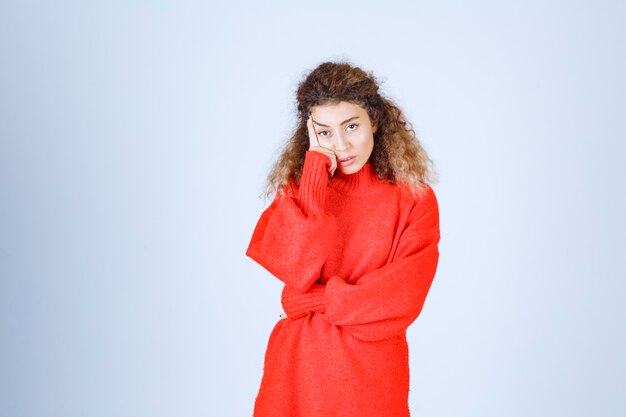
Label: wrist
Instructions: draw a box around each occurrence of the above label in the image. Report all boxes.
[297,151,331,216]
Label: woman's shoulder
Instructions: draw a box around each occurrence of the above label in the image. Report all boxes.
[396,181,437,204]
[393,182,438,223]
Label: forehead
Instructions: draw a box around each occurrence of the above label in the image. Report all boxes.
[311,101,367,120]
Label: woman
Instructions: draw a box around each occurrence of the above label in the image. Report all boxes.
[246,60,441,417]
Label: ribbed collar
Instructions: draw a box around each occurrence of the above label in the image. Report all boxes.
[330,162,380,193]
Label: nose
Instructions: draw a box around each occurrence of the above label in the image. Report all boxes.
[332,132,349,151]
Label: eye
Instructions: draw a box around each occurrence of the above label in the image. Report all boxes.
[347,123,358,130]
[318,130,329,136]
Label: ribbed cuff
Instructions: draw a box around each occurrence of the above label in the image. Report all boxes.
[298,150,331,216]
[319,275,347,324]
[281,283,326,319]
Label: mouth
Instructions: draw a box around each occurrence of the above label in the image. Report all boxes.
[338,155,356,162]
[338,155,357,167]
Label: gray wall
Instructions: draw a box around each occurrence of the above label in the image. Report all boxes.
[1,1,624,416]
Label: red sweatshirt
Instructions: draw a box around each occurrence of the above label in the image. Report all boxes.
[246,150,441,417]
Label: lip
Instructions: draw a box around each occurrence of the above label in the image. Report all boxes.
[338,155,356,166]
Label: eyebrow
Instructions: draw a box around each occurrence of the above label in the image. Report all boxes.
[312,116,360,128]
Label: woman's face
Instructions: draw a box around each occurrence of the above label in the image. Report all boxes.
[309,101,378,175]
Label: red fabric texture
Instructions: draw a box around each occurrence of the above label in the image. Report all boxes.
[246,150,441,417]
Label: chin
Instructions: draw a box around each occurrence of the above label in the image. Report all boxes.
[340,162,364,175]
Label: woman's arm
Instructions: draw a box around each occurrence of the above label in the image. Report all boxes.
[281,185,441,342]
[246,150,337,292]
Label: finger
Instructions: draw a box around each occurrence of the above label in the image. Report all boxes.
[329,150,337,172]
[307,116,320,148]
[306,116,313,147]
[325,151,337,176]
[323,150,337,175]
[308,146,337,175]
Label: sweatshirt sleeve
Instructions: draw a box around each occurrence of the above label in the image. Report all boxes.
[245,151,337,292]
[280,185,440,342]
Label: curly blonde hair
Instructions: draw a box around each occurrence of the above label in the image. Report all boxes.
[261,59,438,202]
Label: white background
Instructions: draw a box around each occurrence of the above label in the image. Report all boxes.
[1,1,624,416]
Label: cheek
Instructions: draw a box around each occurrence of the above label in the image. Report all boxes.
[318,136,333,146]
[355,133,374,149]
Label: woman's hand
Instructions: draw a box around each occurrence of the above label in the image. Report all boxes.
[307,115,337,176]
